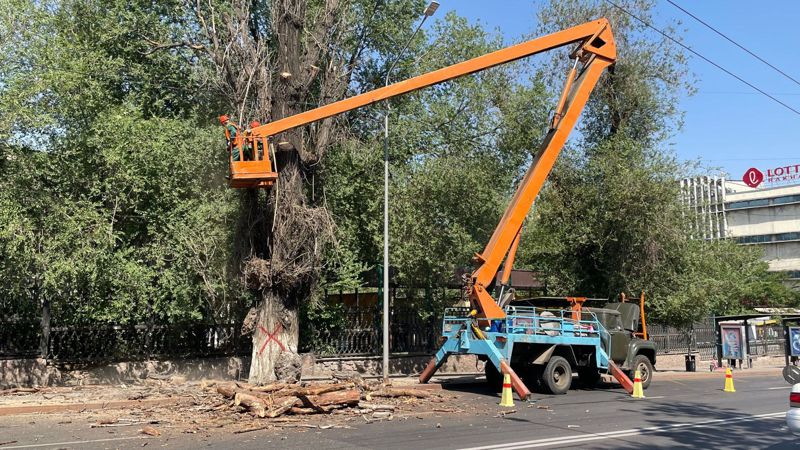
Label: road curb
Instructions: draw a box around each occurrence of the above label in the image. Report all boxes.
[0,397,186,417]
[654,367,783,380]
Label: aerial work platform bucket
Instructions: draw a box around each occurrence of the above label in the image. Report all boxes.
[229,135,278,189]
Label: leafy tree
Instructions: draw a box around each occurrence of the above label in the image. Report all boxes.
[0,0,249,326]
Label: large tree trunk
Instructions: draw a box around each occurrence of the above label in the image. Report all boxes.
[244,156,329,383]
[248,291,299,382]
[243,0,347,384]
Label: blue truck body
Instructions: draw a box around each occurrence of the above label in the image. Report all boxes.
[429,306,615,388]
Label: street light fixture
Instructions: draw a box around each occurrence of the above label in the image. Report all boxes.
[424,1,440,17]
[382,1,439,384]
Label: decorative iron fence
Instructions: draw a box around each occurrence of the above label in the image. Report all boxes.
[46,322,249,362]
[0,318,41,359]
[649,320,716,359]
[298,306,441,357]
[649,320,784,360]
[2,289,790,363]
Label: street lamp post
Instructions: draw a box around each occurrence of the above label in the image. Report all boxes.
[382,1,439,384]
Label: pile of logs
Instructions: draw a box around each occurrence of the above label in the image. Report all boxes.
[215,381,430,418]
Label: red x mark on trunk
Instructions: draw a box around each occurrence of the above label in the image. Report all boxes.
[257,324,286,355]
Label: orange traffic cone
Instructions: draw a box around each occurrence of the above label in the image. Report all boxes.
[631,369,645,399]
[499,373,515,407]
[724,367,735,393]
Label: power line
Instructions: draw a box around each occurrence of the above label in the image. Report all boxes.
[665,0,800,88]
[697,91,800,96]
[603,0,800,117]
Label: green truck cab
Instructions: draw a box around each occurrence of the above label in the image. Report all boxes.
[585,302,656,388]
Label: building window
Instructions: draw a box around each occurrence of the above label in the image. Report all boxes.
[728,199,769,210]
[776,232,800,242]
[773,195,800,206]
[737,232,800,245]
[728,194,800,210]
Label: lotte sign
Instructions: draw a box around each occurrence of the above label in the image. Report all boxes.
[743,164,800,188]
[743,167,763,188]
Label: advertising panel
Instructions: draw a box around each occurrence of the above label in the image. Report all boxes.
[789,326,800,357]
[721,325,745,360]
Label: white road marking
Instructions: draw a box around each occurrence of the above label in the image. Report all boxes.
[644,395,665,399]
[2,436,148,449]
[768,386,792,390]
[459,412,786,450]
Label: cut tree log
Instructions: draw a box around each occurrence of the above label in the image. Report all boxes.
[217,382,364,418]
[299,389,361,409]
[370,388,430,399]
[266,397,301,418]
[216,385,237,399]
[248,382,294,393]
[234,393,267,418]
[273,382,354,398]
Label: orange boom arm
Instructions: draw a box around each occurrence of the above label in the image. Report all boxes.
[234,19,616,318]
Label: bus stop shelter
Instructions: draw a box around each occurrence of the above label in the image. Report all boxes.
[713,314,800,369]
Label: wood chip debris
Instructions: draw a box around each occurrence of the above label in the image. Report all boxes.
[213,380,441,420]
[140,425,162,436]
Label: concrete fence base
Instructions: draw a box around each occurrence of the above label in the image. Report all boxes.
[0,353,786,388]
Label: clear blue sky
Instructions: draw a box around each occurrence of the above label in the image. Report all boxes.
[428,1,800,181]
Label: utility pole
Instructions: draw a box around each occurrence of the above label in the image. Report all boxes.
[382,1,439,384]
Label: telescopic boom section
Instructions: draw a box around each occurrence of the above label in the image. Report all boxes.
[237,19,615,319]
[243,18,615,153]
[471,27,616,319]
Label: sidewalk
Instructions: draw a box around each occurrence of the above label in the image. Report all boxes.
[0,364,788,418]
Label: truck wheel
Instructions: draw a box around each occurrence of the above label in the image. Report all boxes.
[578,368,601,387]
[542,356,572,395]
[631,355,654,389]
[484,362,502,392]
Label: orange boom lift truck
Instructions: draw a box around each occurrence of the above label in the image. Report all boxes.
[224,19,625,399]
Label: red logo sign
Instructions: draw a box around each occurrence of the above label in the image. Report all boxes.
[743,167,764,188]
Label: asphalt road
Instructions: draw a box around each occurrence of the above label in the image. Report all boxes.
[1,372,797,449]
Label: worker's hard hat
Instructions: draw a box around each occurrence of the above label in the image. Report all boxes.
[218,114,230,124]
[249,120,261,128]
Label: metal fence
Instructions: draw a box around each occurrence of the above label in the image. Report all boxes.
[3,291,791,363]
[0,319,250,362]
[649,320,717,359]
[649,320,785,360]
[298,306,441,357]
[0,318,41,359]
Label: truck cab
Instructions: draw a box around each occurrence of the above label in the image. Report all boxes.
[586,302,656,388]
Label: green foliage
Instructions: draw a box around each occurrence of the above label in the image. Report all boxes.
[0,0,250,323]
[1,0,794,334]
[298,301,351,355]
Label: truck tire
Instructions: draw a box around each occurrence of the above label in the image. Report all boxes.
[485,362,502,392]
[578,368,601,387]
[542,356,572,395]
[630,354,654,389]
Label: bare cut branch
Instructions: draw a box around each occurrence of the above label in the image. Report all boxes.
[141,36,205,55]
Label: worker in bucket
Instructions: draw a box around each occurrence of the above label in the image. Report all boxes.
[248,120,263,161]
[219,114,241,161]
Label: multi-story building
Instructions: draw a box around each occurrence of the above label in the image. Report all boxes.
[681,176,800,289]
